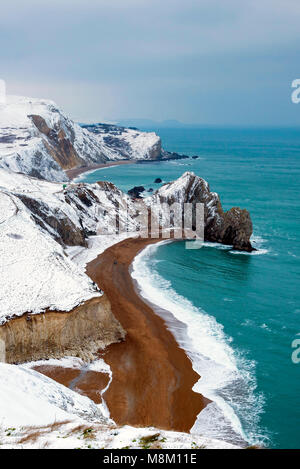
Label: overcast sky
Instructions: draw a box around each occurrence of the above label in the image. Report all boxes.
[1,0,300,125]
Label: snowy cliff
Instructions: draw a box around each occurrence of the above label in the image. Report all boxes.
[0,96,110,181]
[0,169,253,329]
[82,123,162,160]
[0,96,171,182]
[151,172,254,252]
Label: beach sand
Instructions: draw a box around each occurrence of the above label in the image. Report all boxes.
[66,160,137,181]
[86,237,209,432]
[36,237,208,433]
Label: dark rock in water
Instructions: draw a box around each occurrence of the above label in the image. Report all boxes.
[192,155,199,159]
[128,186,145,198]
[154,178,162,183]
[148,188,153,192]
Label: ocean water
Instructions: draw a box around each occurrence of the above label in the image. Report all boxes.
[81,127,300,449]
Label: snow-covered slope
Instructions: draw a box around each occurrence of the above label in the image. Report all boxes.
[0,363,105,427]
[0,168,139,324]
[82,123,162,160]
[0,96,175,182]
[0,172,101,324]
[0,96,111,182]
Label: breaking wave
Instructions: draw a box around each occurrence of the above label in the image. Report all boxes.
[131,241,268,447]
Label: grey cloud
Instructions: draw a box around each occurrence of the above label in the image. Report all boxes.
[1,0,300,124]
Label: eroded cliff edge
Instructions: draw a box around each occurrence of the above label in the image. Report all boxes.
[0,295,125,364]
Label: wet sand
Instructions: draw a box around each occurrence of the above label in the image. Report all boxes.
[85,237,209,433]
[66,160,137,181]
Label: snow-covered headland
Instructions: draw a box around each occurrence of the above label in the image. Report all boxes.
[0,96,185,183]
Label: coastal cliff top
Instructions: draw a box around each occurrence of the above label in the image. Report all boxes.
[0,168,253,324]
[0,95,163,182]
[0,168,104,324]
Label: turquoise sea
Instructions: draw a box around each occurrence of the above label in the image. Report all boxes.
[80,127,300,449]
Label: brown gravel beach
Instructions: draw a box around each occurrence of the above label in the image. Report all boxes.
[37,237,208,433]
[86,237,209,432]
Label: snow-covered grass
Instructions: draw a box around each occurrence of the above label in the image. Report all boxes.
[0,422,240,450]
[0,181,101,324]
[0,168,136,323]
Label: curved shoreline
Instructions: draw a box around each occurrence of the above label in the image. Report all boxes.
[86,237,209,433]
[66,160,137,181]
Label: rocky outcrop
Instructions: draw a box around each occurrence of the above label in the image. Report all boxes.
[152,172,254,251]
[128,186,146,198]
[29,115,85,170]
[0,295,125,364]
[216,207,253,252]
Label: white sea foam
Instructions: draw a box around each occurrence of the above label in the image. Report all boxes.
[131,241,267,446]
[203,235,269,256]
[230,248,269,256]
[229,234,269,256]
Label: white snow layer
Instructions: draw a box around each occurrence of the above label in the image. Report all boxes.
[0,166,141,323]
[0,95,162,182]
[92,126,161,160]
[0,181,101,323]
[0,363,105,427]
[0,362,239,449]
[0,169,217,324]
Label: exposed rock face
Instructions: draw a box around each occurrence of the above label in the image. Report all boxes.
[29,115,85,170]
[17,194,87,247]
[152,172,254,251]
[218,207,253,252]
[0,295,125,364]
[0,96,110,182]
